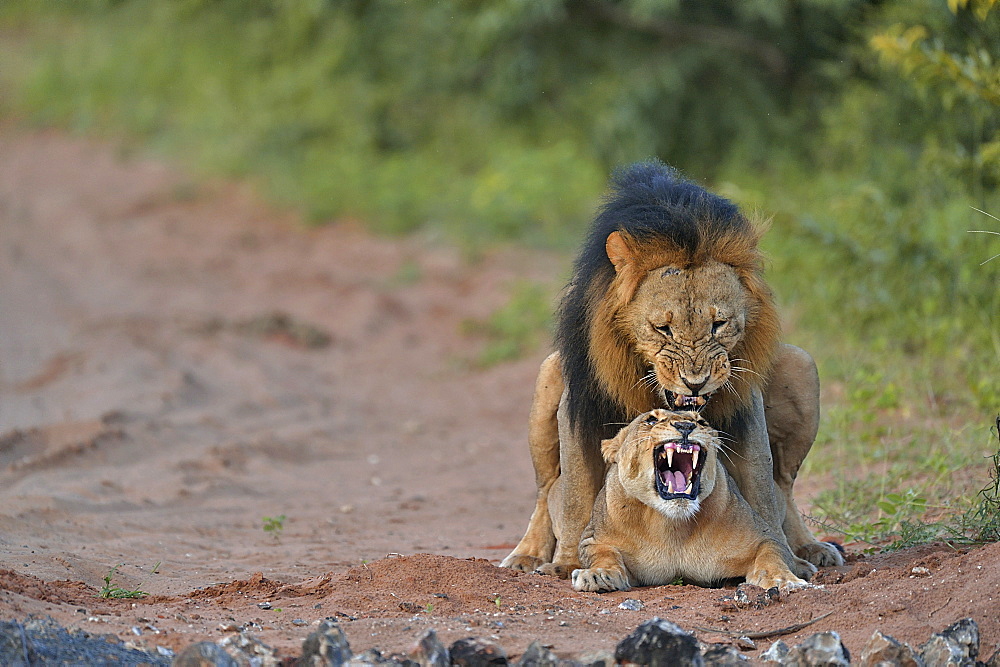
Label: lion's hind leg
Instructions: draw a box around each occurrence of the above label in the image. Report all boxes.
[501,353,563,572]
[765,344,845,568]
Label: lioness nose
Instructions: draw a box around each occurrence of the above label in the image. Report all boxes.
[683,377,707,395]
[674,421,697,438]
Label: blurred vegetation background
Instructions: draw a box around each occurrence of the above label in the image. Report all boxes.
[1,0,998,547]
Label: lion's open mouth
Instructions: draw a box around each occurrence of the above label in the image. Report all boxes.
[654,439,704,501]
[664,390,711,411]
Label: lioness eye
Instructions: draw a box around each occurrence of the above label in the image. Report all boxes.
[654,324,672,337]
[643,414,659,425]
[711,320,727,334]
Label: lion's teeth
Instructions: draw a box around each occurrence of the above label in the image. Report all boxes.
[692,449,699,469]
[684,480,692,494]
[666,447,673,468]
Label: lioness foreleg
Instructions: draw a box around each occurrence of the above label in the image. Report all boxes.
[765,344,845,567]
[745,540,810,592]
[501,353,563,572]
[573,533,631,593]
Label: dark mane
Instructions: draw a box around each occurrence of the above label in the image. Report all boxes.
[555,160,755,440]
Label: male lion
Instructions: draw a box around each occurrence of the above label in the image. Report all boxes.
[501,162,842,580]
[570,409,807,593]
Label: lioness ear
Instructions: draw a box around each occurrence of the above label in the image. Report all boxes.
[601,429,627,464]
[606,231,636,272]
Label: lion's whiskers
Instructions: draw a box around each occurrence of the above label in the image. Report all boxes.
[729,359,767,380]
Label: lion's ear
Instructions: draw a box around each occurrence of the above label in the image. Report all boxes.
[606,231,636,272]
[601,428,627,464]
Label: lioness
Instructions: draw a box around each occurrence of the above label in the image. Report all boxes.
[569,409,806,593]
[502,162,843,580]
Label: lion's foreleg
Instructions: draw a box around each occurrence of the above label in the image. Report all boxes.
[765,344,845,567]
[501,353,563,572]
[721,388,817,579]
[534,392,605,579]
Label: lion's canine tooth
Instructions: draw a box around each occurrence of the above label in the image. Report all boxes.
[684,480,692,494]
[692,449,699,469]
[666,447,674,468]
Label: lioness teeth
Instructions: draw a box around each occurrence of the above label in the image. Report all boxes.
[666,447,674,468]
[692,449,699,469]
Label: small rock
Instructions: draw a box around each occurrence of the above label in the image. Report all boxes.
[786,631,850,667]
[172,641,239,667]
[730,583,780,610]
[759,640,790,664]
[910,566,931,577]
[702,644,749,665]
[736,637,756,651]
[343,647,399,665]
[219,632,279,666]
[618,599,644,611]
[257,602,272,610]
[615,617,700,666]
[292,618,309,627]
[300,619,353,666]
[920,618,979,666]
[859,630,919,667]
[449,637,508,666]
[410,629,449,667]
[577,649,615,667]
[517,641,559,666]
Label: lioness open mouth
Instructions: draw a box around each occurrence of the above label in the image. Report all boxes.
[654,438,704,501]
[664,390,711,411]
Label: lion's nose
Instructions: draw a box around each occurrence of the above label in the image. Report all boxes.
[674,421,697,438]
[682,377,707,395]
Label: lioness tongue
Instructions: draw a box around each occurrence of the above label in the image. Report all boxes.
[671,470,686,493]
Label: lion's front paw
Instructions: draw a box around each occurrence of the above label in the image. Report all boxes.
[795,540,845,567]
[790,555,818,581]
[571,567,630,593]
[500,554,545,573]
[534,561,579,580]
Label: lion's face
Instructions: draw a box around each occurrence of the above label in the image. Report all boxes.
[620,260,748,410]
[603,409,719,519]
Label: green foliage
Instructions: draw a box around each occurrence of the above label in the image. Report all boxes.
[464,281,554,367]
[98,562,158,599]
[262,514,286,537]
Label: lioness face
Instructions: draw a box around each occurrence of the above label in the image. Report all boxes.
[605,409,719,519]
[622,261,748,410]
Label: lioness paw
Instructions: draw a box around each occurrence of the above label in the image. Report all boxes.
[571,567,630,593]
[795,540,845,568]
[748,570,812,592]
[500,554,545,573]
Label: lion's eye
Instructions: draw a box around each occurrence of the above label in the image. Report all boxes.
[654,324,672,337]
[643,414,659,425]
[711,320,727,335]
